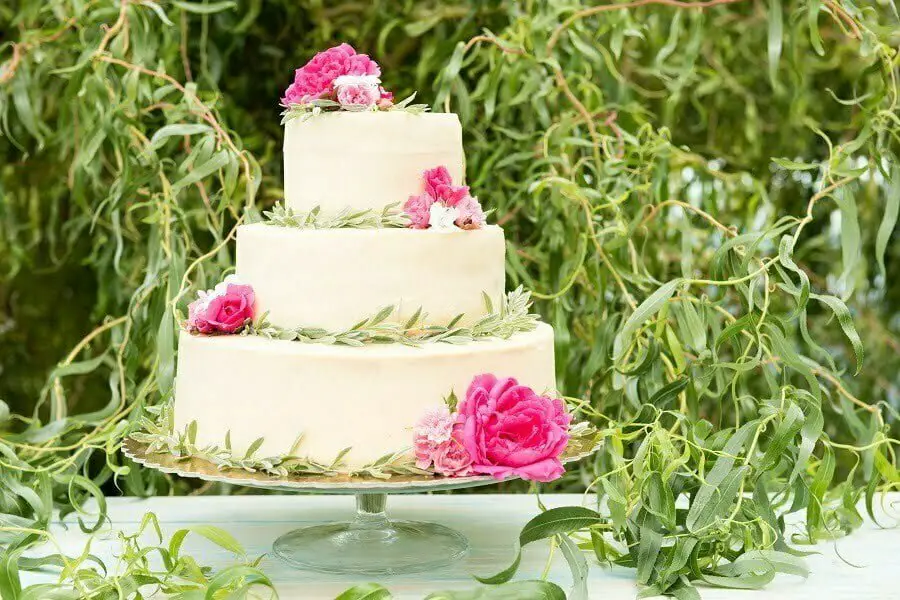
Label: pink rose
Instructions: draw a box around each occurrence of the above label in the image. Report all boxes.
[403,192,435,229]
[433,427,473,477]
[336,83,379,109]
[455,195,486,230]
[456,374,571,483]
[281,43,381,106]
[186,280,255,334]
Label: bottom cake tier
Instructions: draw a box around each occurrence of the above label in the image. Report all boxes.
[173,324,556,469]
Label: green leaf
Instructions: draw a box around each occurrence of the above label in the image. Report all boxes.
[477,507,604,584]
[875,164,900,281]
[171,150,231,193]
[172,0,237,13]
[772,157,819,171]
[767,0,783,85]
[613,279,681,362]
[150,124,213,148]
[636,514,663,584]
[426,581,566,600]
[557,533,588,600]
[335,583,393,600]
[203,565,273,599]
[833,186,861,297]
[809,292,864,374]
[807,0,826,55]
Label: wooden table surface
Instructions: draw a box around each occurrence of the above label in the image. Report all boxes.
[23,493,900,598]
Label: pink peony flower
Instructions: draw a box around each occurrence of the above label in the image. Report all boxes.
[336,83,380,109]
[281,43,381,106]
[456,374,571,483]
[403,192,435,229]
[414,407,455,469]
[433,427,474,476]
[186,277,255,334]
[455,195,486,230]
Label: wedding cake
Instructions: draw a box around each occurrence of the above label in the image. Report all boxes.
[167,45,573,482]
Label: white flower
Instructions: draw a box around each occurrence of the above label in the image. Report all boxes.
[333,74,381,89]
[197,274,243,310]
[429,203,460,231]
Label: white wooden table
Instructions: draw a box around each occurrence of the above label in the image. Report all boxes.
[24,494,900,598]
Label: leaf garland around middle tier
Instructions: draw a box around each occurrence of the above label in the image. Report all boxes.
[243,286,541,346]
[262,201,411,229]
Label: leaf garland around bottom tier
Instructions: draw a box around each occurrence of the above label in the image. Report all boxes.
[128,400,601,480]
[243,286,541,346]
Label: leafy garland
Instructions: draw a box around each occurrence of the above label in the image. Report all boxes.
[262,200,410,229]
[130,399,601,480]
[130,402,343,477]
[280,92,430,124]
[245,286,540,346]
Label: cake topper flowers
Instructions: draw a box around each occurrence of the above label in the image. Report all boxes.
[404,166,486,231]
[185,275,255,334]
[414,374,571,482]
[281,44,426,122]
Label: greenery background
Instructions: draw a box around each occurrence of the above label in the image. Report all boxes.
[1,0,899,597]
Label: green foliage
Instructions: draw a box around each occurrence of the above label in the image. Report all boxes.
[1,0,899,598]
[0,512,276,599]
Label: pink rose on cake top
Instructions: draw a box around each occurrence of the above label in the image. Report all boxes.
[186,275,255,334]
[404,166,486,231]
[281,43,382,106]
[413,374,571,482]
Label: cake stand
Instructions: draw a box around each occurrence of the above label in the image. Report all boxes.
[122,437,599,576]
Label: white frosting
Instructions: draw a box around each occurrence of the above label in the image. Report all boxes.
[173,324,556,468]
[283,111,465,214]
[236,224,506,330]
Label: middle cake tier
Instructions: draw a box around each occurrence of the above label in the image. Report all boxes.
[236,223,506,330]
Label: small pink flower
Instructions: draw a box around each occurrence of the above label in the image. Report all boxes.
[423,166,453,198]
[433,427,474,476]
[440,185,472,208]
[456,374,571,483]
[455,195,486,230]
[186,278,254,334]
[403,192,435,229]
[281,43,381,106]
[336,83,379,109]
[377,86,394,109]
[414,407,455,469]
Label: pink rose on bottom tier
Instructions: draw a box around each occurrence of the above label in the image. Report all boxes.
[186,277,255,334]
[413,375,571,482]
[458,374,571,482]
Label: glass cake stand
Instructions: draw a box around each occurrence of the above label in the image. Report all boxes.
[122,437,599,575]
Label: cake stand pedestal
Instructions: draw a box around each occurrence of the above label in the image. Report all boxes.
[122,437,599,575]
[272,492,467,574]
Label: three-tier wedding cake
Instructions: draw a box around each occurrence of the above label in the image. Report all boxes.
[165,45,573,482]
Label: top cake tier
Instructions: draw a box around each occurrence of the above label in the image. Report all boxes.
[283,112,465,214]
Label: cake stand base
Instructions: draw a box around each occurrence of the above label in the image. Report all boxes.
[272,493,468,575]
